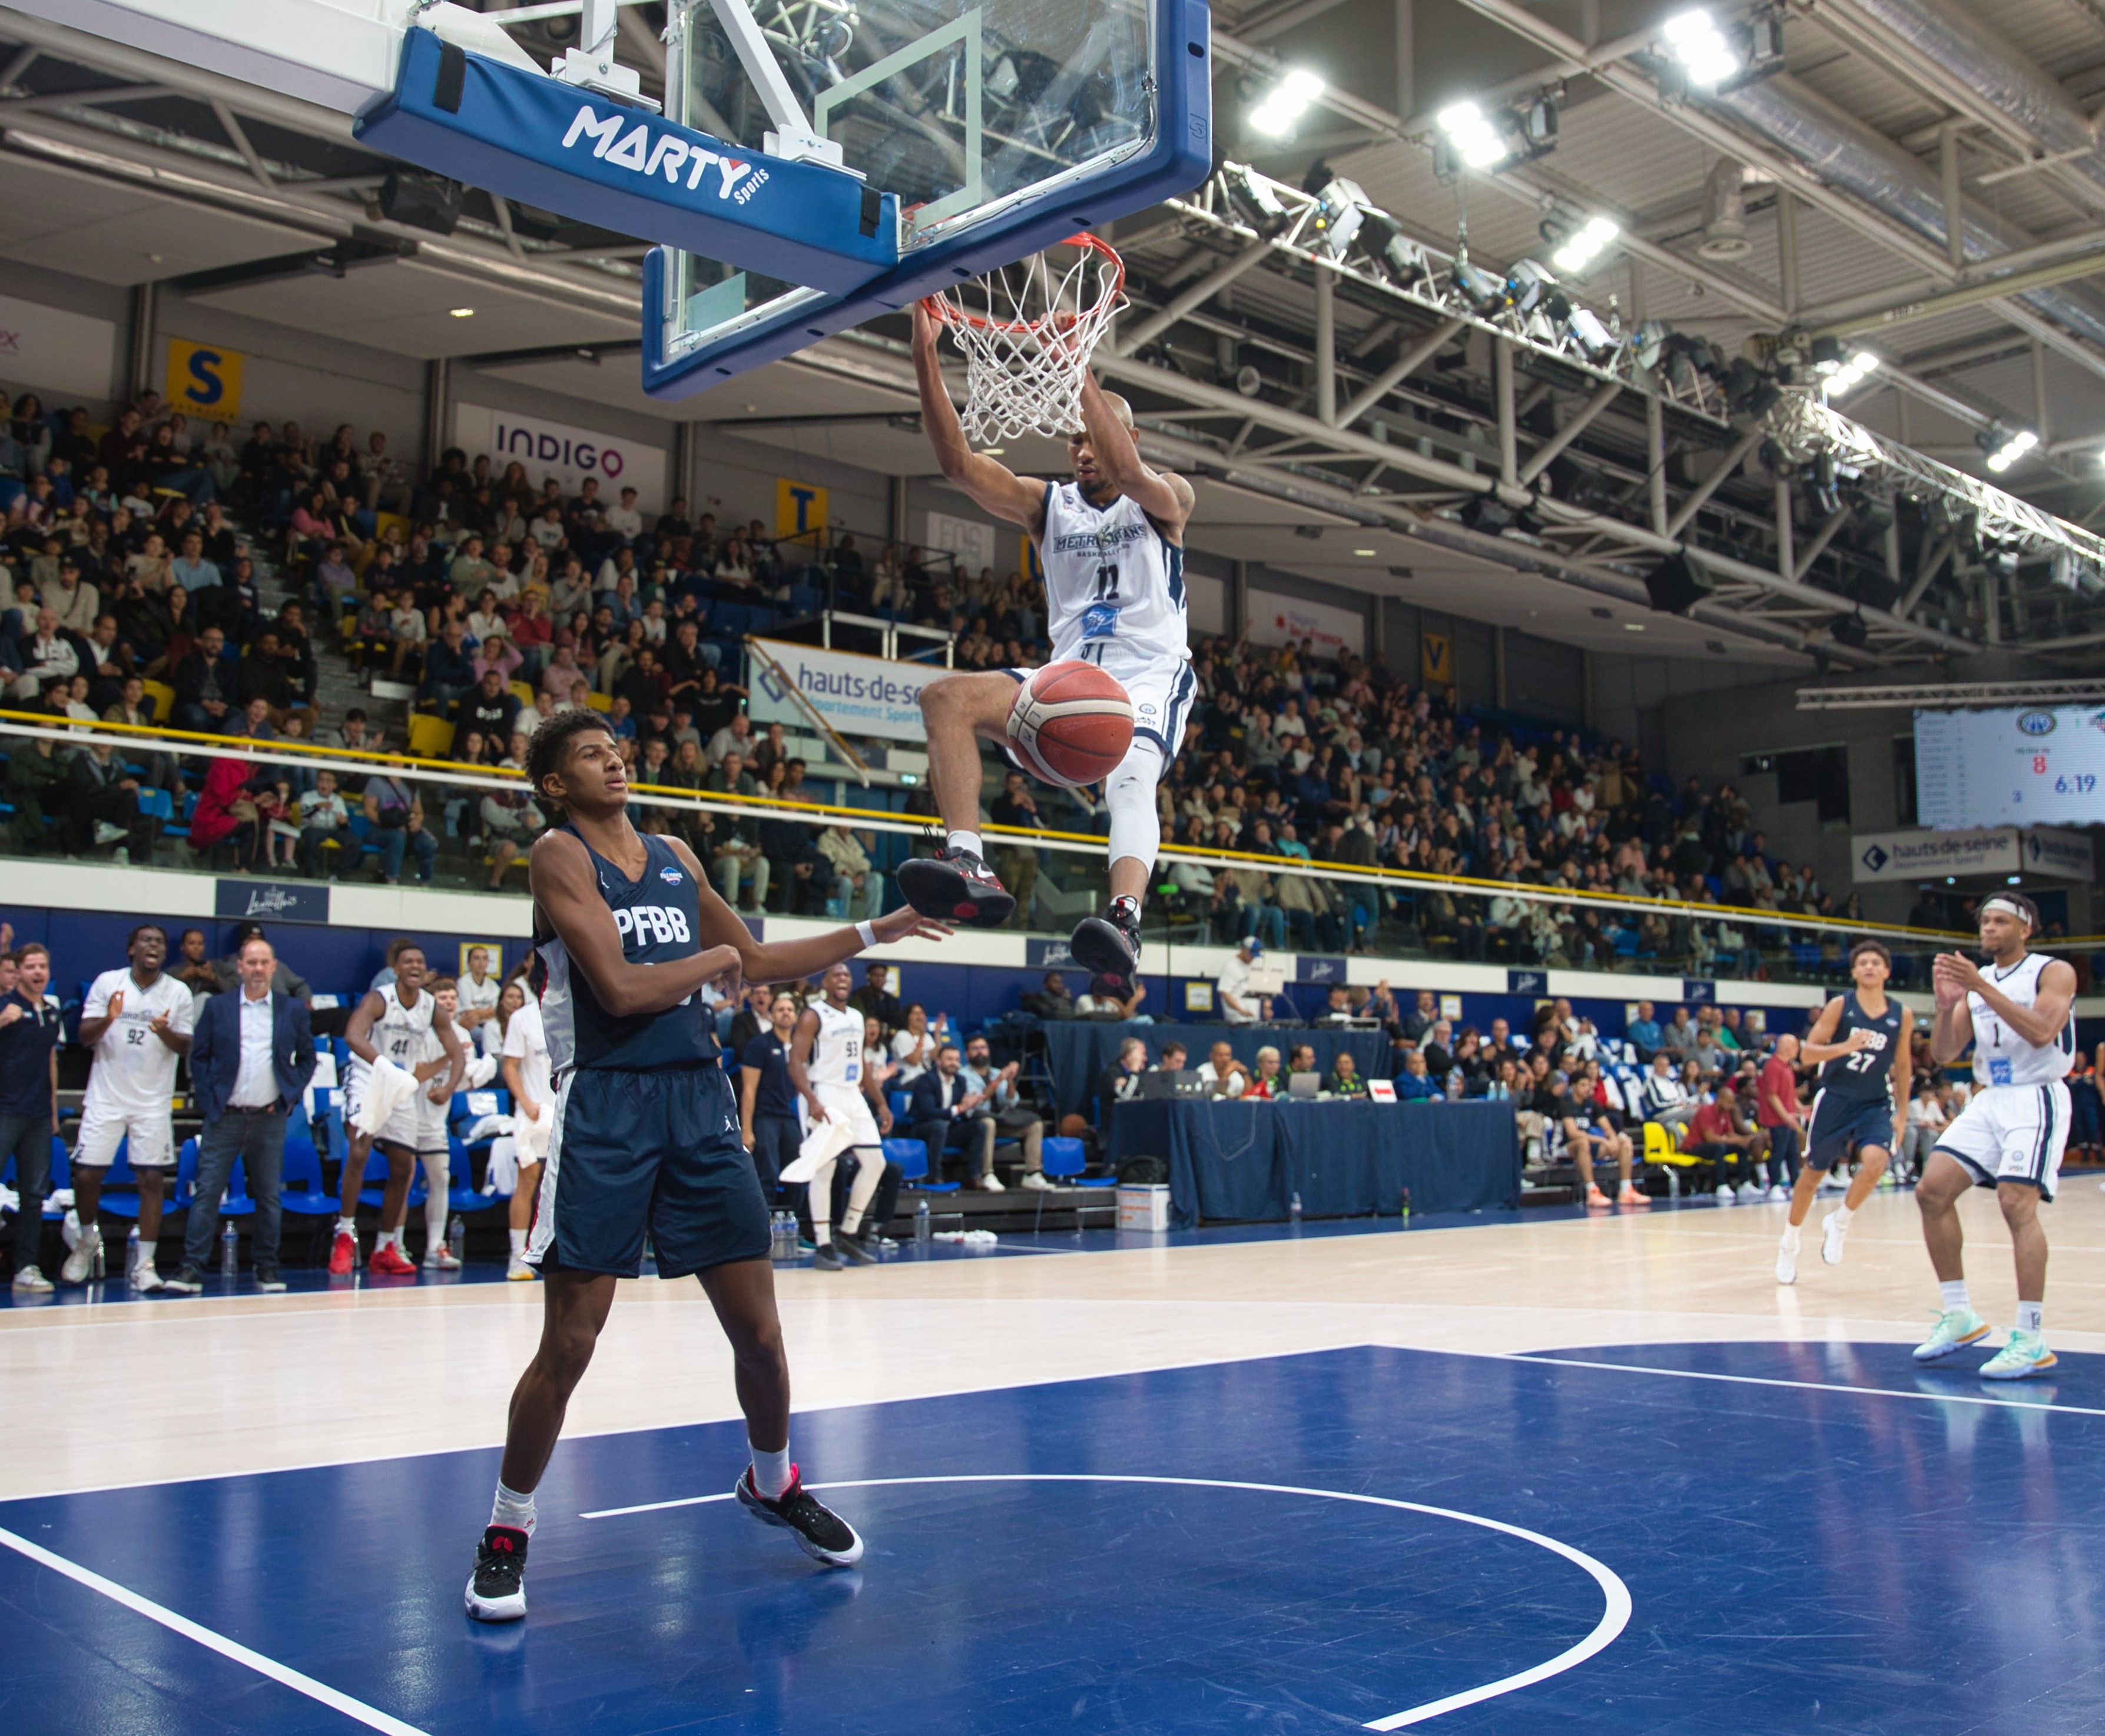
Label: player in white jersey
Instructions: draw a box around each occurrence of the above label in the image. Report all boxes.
[901,299,1196,987]
[1912,894,2078,1379]
[334,942,465,1279]
[783,962,893,1270]
[417,975,495,1272]
[498,977,551,1282]
[62,924,194,1290]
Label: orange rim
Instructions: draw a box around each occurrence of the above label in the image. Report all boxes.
[924,234,1125,334]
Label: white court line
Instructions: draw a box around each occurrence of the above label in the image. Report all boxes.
[580,1471,1632,1730]
[0,1525,430,1736]
[1500,1352,2105,1416]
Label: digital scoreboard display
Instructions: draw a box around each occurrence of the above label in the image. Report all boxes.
[1915,706,2105,828]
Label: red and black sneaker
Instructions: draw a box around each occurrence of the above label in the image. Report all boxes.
[463,1524,529,1622]
[1069,898,1142,988]
[897,847,1015,928]
[735,1466,864,1566]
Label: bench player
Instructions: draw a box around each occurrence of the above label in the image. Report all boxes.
[62,925,194,1290]
[899,300,1195,988]
[782,961,894,1270]
[465,709,952,1622]
[1912,894,2077,1379]
[1775,940,1911,1285]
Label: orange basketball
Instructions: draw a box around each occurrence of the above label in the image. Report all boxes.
[1006,660,1135,788]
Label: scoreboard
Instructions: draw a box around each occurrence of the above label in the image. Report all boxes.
[1915,706,2105,828]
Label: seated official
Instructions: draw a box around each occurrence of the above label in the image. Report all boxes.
[1394,1048,1441,1101]
[1196,1040,1249,1098]
[1326,1051,1369,1098]
[1098,1036,1150,1133]
[908,1043,1003,1192]
[1244,1045,1284,1099]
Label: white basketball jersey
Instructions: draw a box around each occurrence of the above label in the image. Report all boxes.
[1968,952,2073,1088]
[1038,480,1188,667]
[81,969,194,1117]
[805,1000,865,1090]
[364,985,436,1070]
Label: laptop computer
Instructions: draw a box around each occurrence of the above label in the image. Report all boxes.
[1286,1071,1322,1100]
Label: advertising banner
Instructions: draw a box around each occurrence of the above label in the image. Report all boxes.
[748,638,945,741]
[1249,589,1365,656]
[0,294,118,401]
[1852,827,2018,884]
[165,337,243,423]
[453,402,665,511]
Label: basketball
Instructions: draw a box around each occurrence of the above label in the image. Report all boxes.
[1006,660,1135,788]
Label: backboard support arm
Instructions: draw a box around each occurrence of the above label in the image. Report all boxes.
[705,0,850,168]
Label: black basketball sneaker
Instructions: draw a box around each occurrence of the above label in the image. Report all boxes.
[736,1466,865,1565]
[463,1524,529,1621]
[898,846,1015,928]
[1069,897,1141,988]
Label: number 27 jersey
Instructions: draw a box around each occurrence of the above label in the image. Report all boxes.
[1038,480,1187,667]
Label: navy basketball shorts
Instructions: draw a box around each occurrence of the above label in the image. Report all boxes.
[1805,1091,1897,1172]
[528,1064,770,1279]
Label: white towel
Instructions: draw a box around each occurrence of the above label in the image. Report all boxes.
[779,1114,856,1185]
[486,1137,518,1197]
[514,1098,552,1161]
[352,1054,419,1137]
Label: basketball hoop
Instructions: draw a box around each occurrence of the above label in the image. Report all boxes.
[925,234,1126,444]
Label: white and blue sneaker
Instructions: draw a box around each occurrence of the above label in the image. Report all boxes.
[1978,1330,2057,1381]
[1912,1307,1992,1363]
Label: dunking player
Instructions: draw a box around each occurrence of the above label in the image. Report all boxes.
[1774,940,1912,1286]
[464,709,952,1622]
[783,962,894,1270]
[899,299,1195,987]
[1911,893,2077,1379]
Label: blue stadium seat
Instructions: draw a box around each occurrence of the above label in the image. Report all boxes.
[888,1091,912,1122]
[357,1149,427,1211]
[1040,1136,1117,1187]
[883,1137,958,1193]
[279,1136,340,1218]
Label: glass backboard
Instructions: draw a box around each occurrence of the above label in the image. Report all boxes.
[644,0,1211,397]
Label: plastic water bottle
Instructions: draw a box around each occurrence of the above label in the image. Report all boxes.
[448,1217,466,1264]
[220,1220,239,1275]
[914,1199,932,1248]
[1289,1190,1303,1223]
[1401,1185,1413,1226]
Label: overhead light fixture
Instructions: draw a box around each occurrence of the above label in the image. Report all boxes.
[1550,214,1620,275]
[449,307,475,318]
[1249,68,1324,138]
[1625,622,1646,631]
[1307,172,1373,258]
[1437,99,1512,170]
[1663,8,1742,88]
[1354,547,1377,556]
[1978,426,2037,473]
[1824,348,1879,399]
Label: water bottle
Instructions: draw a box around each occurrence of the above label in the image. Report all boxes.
[1289,1190,1303,1223]
[914,1199,932,1248]
[220,1220,239,1275]
[1401,1185,1413,1226]
[448,1216,466,1264]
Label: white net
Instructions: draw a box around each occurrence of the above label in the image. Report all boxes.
[928,235,1126,443]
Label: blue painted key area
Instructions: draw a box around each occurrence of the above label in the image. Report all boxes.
[5,1342,2103,1732]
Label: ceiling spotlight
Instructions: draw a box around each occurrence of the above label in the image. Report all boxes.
[1824,349,1881,399]
[1978,426,2037,473]
[1437,100,1513,170]
[1250,68,1324,138]
[1354,548,1377,556]
[1663,8,1742,87]
[449,307,476,318]
[1550,214,1620,274]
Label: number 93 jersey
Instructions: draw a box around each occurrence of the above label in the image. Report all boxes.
[1815,991,1904,1103]
[1037,480,1187,669]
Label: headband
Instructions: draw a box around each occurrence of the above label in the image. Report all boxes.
[1980,897,2032,925]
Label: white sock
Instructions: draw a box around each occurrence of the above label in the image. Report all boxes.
[947,829,984,859]
[490,1480,536,1536]
[749,1440,793,1501]
[509,1228,528,1256]
[1940,1279,1971,1312]
[1781,1226,1799,1250]
[2017,1300,2044,1335]
[136,1239,155,1270]
[1829,1203,1853,1227]
[336,1216,357,1237]
[838,1149,882,1235]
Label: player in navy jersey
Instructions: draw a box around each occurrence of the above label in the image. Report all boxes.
[465,711,952,1623]
[900,300,1196,987]
[1775,940,1913,1286]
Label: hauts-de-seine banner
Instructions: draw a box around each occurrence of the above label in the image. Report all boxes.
[748,639,944,742]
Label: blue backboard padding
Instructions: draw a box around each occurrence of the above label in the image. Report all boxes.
[355,28,899,297]
[640,0,1214,397]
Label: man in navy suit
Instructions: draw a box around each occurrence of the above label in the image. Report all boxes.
[166,934,315,1293]
[907,1043,1000,1191]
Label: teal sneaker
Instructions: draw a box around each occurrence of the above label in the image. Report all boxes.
[1978,1330,2057,1381]
[1912,1308,1992,1363]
